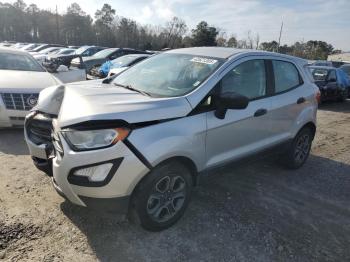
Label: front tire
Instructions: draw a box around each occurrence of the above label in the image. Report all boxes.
[130,161,193,231]
[282,127,313,169]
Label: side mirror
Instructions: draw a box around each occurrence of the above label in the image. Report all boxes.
[214,92,249,119]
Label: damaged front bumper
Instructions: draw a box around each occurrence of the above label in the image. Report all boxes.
[24,112,150,214]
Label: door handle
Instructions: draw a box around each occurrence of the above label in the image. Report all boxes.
[297,97,306,104]
[254,108,267,117]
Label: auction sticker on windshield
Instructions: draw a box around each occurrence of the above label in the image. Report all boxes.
[190,57,218,65]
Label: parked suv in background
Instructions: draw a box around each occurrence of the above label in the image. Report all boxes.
[0,47,61,127]
[24,47,319,231]
[309,66,350,101]
[46,46,106,68]
[71,47,151,76]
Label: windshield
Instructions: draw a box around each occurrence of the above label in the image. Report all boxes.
[75,46,89,55]
[32,44,47,52]
[112,53,224,97]
[111,55,143,68]
[310,68,329,81]
[0,53,45,72]
[57,49,74,55]
[38,47,58,54]
[93,48,117,58]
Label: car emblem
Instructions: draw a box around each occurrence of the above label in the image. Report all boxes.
[26,95,38,107]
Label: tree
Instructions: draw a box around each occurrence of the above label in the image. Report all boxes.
[26,4,40,41]
[67,2,86,16]
[95,4,115,27]
[216,37,226,47]
[260,41,279,52]
[94,3,116,46]
[62,3,94,45]
[227,36,238,48]
[164,17,187,48]
[191,21,219,46]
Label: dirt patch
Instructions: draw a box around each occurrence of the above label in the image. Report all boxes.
[0,222,43,250]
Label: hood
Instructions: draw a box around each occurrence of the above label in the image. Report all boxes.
[36,81,193,128]
[109,67,128,75]
[0,70,60,93]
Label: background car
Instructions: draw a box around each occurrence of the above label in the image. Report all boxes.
[311,60,333,67]
[20,43,42,51]
[46,45,106,68]
[0,47,61,127]
[29,44,65,53]
[88,53,152,79]
[31,47,64,63]
[72,48,151,75]
[340,64,350,77]
[309,66,349,102]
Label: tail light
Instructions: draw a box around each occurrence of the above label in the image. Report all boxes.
[316,91,321,104]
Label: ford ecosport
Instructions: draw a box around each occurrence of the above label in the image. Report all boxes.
[24,47,319,231]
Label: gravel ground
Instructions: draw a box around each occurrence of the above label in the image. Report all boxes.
[0,100,349,262]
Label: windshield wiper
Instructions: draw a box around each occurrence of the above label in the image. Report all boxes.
[113,82,151,97]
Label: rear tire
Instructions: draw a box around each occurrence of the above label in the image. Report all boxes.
[282,127,313,169]
[130,161,193,231]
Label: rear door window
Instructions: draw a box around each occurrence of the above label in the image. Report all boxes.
[272,60,302,93]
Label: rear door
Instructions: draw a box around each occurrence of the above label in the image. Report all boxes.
[205,57,274,168]
[268,59,313,142]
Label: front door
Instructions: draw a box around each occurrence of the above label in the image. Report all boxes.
[205,58,274,168]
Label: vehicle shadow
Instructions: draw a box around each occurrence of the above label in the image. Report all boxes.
[0,128,28,155]
[61,154,350,262]
[318,99,350,113]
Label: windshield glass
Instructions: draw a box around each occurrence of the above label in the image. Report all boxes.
[0,53,45,72]
[75,46,89,55]
[111,55,142,68]
[310,68,329,81]
[32,44,47,52]
[93,48,117,58]
[112,53,224,97]
[38,47,57,54]
[57,49,74,55]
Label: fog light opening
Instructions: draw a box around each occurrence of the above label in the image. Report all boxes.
[74,163,113,182]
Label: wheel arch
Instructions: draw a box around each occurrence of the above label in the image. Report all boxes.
[300,121,316,139]
[130,156,199,198]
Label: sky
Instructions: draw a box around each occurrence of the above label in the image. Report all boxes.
[10,0,350,50]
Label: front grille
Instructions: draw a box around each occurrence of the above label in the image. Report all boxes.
[26,113,53,145]
[1,93,39,111]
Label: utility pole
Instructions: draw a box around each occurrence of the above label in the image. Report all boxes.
[278,21,283,52]
[55,5,59,43]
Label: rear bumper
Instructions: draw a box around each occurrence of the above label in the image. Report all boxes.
[319,87,347,100]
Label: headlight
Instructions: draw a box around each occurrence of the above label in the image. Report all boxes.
[62,128,130,151]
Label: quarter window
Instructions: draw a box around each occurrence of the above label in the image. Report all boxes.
[221,60,266,99]
[273,60,301,93]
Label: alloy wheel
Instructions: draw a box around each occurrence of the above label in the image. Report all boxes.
[146,175,186,223]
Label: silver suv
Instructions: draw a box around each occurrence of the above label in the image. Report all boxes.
[25,47,320,231]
